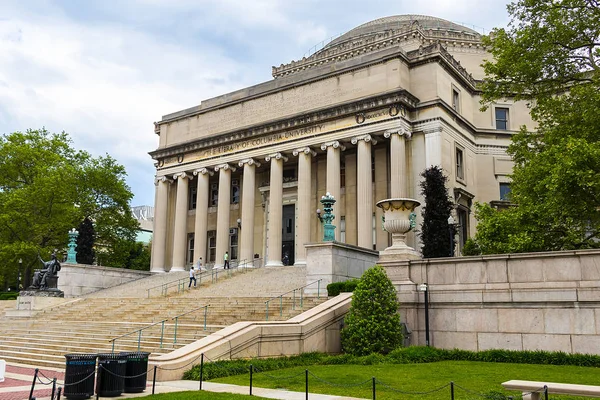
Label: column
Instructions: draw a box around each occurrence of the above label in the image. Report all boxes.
[193,167,212,265]
[320,141,345,241]
[424,126,442,169]
[150,176,171,273]
[171,172,191,272]
[352,134,377,248]
[265,153,287,267]
[384,128,412,197]
[238,159,260,265]
[215,164,235,269]
[292,147,316,267]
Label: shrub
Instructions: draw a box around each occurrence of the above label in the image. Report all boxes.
[340,265,402,356]
[326,279,360,296]
[0,292,18,300]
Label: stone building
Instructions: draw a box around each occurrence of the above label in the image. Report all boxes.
[149,15,534,273]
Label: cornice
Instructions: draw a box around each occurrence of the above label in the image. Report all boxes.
[149,91,416,160]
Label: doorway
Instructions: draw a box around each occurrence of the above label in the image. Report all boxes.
[282,204,295,265]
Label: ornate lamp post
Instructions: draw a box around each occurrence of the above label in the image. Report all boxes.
[418,283,430,346]
[318,192,336,242]
[65,228,79,264]
[448,216,457,257]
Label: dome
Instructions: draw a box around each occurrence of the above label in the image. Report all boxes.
[322,15,480,51]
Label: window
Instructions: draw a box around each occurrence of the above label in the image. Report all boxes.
[495,107,509,130]
[340,216,346,243]
[188,186,197,210]
[283,168,297,183]
[229,228,238,260]
[208,230,216,262]
[452,88,460,112]
[231,179,240,204]
[210,183,219,206]
[187,233,195,264]
[371,156,376,182]
[340,159,346,188]
[500,183,511,201]
[456,147,464,181]
[372,213,377,250]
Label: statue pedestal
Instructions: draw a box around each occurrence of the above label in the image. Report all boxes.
[5,290,68,318]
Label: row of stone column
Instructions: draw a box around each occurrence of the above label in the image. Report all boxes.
[150,128,411,273]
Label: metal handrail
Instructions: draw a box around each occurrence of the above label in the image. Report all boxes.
[146,258,263,298]
[109,318,168,353]
[265,279,322,321]
[109,303,211,352]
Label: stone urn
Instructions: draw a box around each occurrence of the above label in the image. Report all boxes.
[376,198,421,260]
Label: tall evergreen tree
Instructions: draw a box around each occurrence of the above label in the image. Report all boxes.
[420,166,454,258]
[76,217,96,265]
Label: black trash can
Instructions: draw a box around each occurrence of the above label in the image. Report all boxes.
[121,351,150,393]
[96,353,127,397]
[63,354,97,400]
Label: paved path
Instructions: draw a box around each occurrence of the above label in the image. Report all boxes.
[0,362,365,400]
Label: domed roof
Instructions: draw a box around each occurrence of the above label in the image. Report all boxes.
[323,15,480,50]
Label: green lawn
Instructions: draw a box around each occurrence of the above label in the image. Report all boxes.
[140,392,269,400]
[209,361,600,400]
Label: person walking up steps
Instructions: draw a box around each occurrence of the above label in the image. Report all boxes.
[188,266,197,288]
[224,251,230,269]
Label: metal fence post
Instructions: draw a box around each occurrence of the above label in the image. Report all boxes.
[137,330,142,351]
[152,366,157,395]
[51,378,57,400]
[544,385,548,400]
[450,381,454,400]
[199,353,204,391]
[305,369,309,400]
[372,377,376,400]
[29,368,38,400]
[249,365,253,396]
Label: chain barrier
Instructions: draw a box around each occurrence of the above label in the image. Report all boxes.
[253,368,306,381]
[96,364,154,379]
[307,370,372,388]
[62,369,97,387]
[375,379,451,395]
[36,369,57,384]
[453,382,493,398]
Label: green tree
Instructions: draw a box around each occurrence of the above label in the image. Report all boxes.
[472,0,600,253]
[420,166,454,258]
[341,265,402,356]
[76,217,96,265]
[0,129,140,285]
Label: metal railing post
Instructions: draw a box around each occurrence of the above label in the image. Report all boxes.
[29,368,38,400]
[293,289,296,310]
[318,280,321,298]
[137,330,142,351]
[111,339,115,353]
[199,353,204,391]
[300,289,304,308]
[160,321,165,349]
[265,301,269,321]
[279,295,283,317]
[173,316,179,344]
[203,306,207,330]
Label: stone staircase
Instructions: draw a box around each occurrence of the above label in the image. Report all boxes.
[0,266,327,369]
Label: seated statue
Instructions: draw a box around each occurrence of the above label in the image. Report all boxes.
[30,253,61,290]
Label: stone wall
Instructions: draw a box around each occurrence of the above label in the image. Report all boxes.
[397,249,600,354]
[58,264,151,297]
[305,242,379,295]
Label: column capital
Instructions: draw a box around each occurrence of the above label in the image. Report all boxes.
[154,176,173,185]
[265,153,288,163]
[320,140,346,151]
[193,167,214,176]
[238,158,261,168]
[351,134,378,146]
[215,163,236,172]
[384,128,412,140]
[172,172,191,180]
[292,147,317,157]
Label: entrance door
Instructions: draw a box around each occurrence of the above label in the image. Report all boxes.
[282,204,295,266]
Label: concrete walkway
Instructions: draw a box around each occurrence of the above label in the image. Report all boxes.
[1,362,366,400]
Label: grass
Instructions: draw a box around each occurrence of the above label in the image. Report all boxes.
[208,360,600,400]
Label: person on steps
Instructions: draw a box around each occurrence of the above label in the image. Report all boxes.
[188,266,197,288]
[224,251,230,269]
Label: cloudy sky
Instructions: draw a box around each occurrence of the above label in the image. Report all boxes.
[0,0,511,206]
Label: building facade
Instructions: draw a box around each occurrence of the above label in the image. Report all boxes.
[149,15,534,273]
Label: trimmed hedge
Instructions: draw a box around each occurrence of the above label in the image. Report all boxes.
[326,279,359,297]
[0,292,18,300]
[184,347,600,381]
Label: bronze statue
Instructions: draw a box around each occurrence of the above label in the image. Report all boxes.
[30,253,61,290]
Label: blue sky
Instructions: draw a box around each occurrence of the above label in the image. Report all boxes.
[0,0,511,206]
